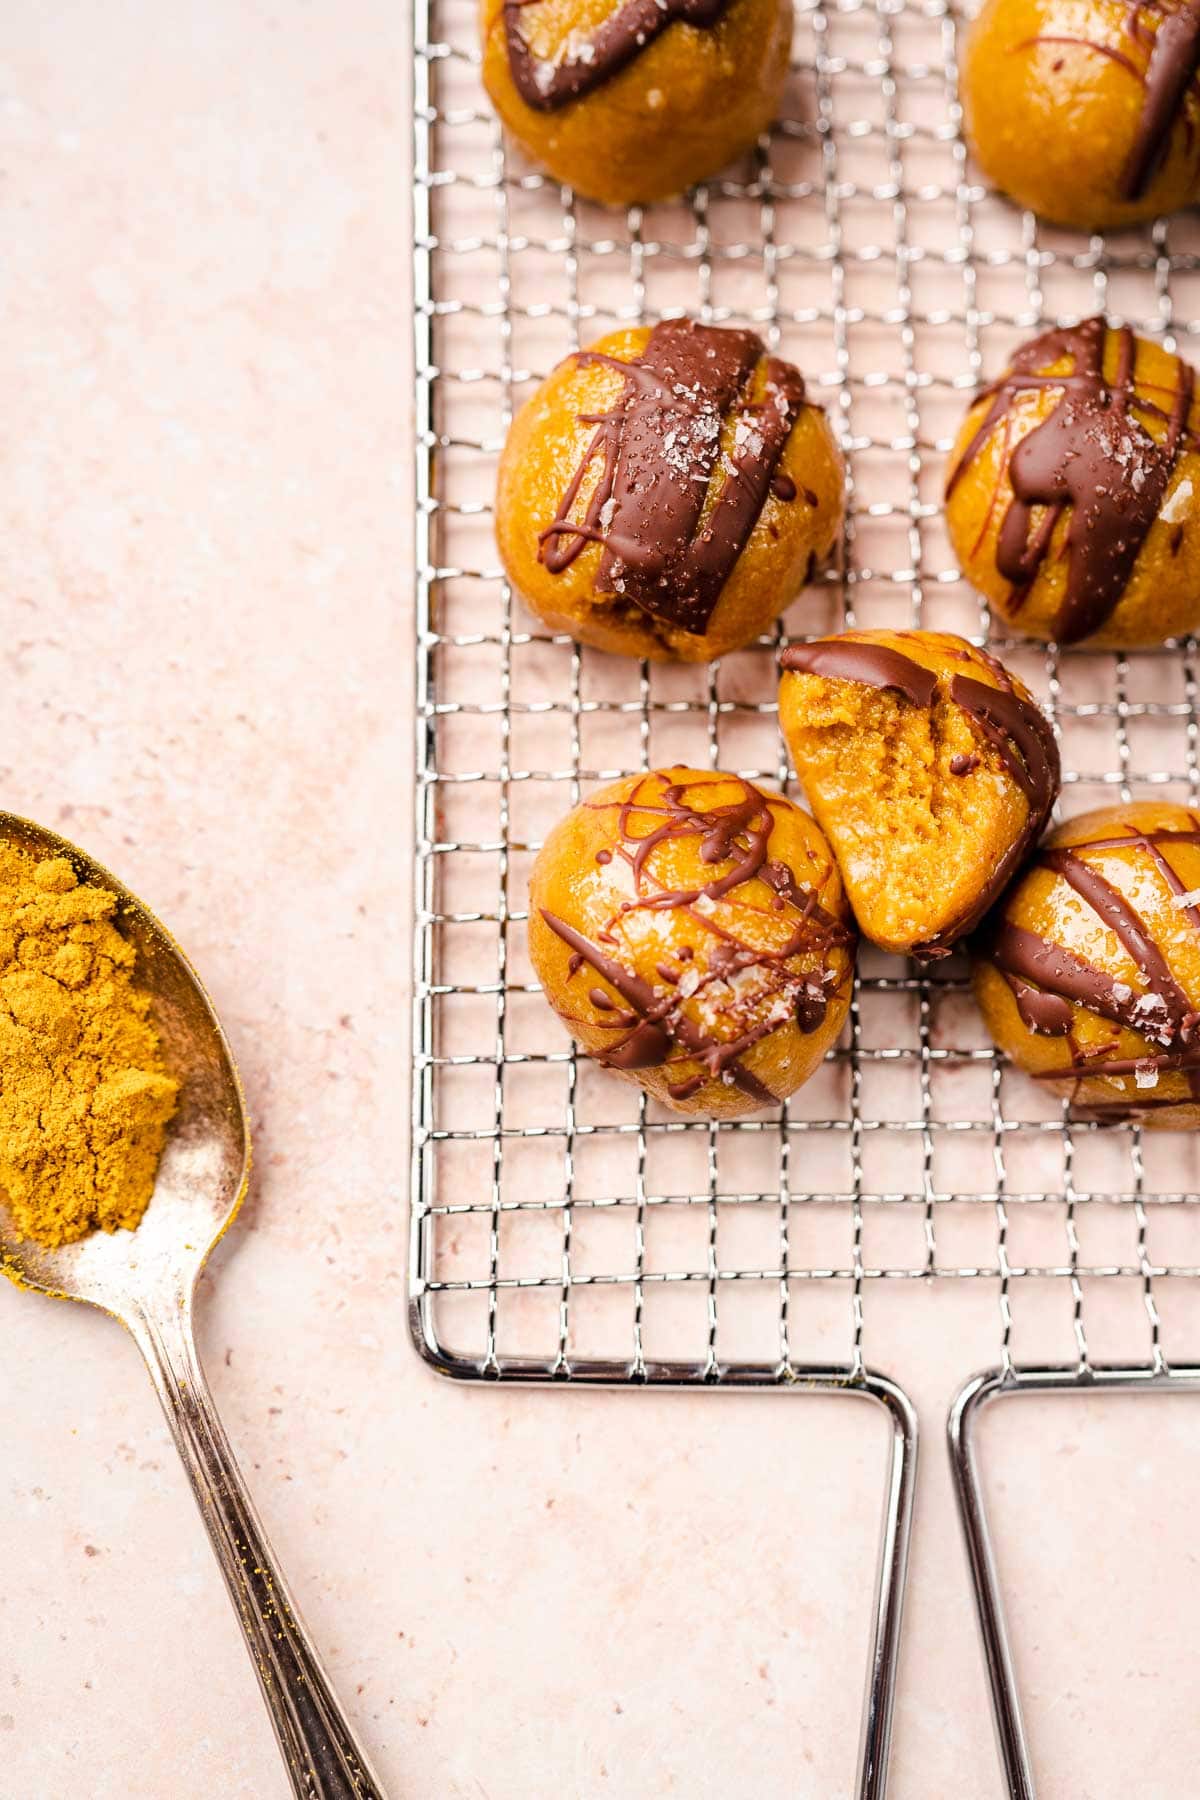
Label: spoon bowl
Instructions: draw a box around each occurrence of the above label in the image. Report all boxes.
[0,813,383,1800]
[0,811,249,1312]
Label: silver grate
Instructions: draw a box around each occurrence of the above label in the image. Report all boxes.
[409,3,1200,1794]
[411,0,1200,1383]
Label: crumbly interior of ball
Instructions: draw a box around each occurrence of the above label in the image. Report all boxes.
[786,677,1027,950]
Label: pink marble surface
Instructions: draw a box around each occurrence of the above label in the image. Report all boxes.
[2,4,1199,1797]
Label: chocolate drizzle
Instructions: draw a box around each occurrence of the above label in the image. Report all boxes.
[992,919,1161,1039]
[503,0,733,112]
[539,322,808,637]
[984,812,1200,1114]
[539,774,854,1107]
[947,317,1197,643]
[1123,0,1200,196]
[779,633,1060,952]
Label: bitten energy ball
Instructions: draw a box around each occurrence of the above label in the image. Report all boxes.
[962,0,1200,231]
[527,767,856,1117]
[778,630,1059,958]
[496,322,844,662]
[945,317,1200,647]
[973,803,1200,1127]
[479,0,793,206]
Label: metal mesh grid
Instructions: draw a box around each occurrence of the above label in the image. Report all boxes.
[412,0,1200,1384]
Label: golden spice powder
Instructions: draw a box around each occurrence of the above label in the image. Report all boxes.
[0,843,178,1246]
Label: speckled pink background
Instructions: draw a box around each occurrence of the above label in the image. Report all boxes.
[3,4,1200,1797]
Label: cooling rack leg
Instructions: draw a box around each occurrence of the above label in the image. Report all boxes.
[948,1371,1036,1800]
[950,1363,1200,1799]
[408,1295,919,1798]
[855,1374,919,1800]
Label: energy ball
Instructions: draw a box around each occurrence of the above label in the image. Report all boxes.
[496,321,844,662]
[962,0,1200,231]
[527,767,856,1117]
[945,316,1200,647]
[779,630,1059,958]
[479,0,794,206]
[973,802,1200,1126]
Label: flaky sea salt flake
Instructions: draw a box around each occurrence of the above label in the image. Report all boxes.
[1162,478,1194,524]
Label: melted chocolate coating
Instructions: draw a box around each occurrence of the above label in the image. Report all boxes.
[947,317,1196,643]
[504,0,733,113]
[780,635,1060,953]
[540,775,853,1106]
[538,321,808,637]
[984,816,1200,1110]
[780,638,938,706]
[923,670,1060,949]
[1007,972,1075,1035]
[949,675,1057,811]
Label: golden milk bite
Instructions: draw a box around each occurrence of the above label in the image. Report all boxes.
[962,0,1200,231]
[479,0,794,206]
[527,767,856,1117]
[945,317,1200,648]
[778,630,1060,958]
[973,803,1200,1127]
[0,842,178,1246]
[496,320,844,662]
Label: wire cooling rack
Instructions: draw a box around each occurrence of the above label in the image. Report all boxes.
[410,3,1200,1794]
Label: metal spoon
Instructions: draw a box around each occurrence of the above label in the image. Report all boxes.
[0,814,385,1800]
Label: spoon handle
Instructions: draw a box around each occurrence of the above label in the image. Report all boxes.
[129,1294,386,1800]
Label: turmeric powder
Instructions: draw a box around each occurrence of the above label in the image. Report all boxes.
[0,842,178,1247]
